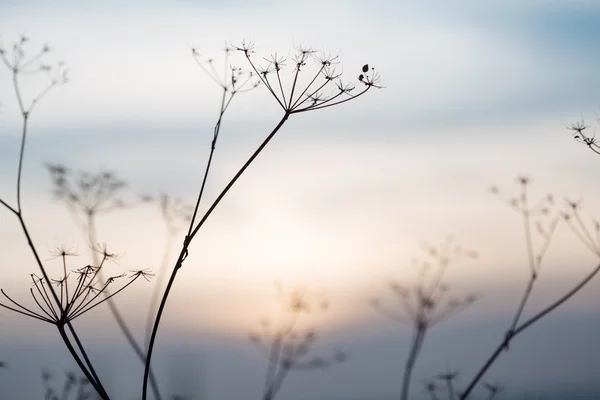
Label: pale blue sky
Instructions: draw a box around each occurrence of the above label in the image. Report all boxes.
[1,1,600,399]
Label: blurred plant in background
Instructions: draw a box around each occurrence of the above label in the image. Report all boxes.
[370,237,479,400]
[249,283,346,400]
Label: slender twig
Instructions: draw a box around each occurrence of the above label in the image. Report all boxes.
[143,112,290,400]
[460,263,600,399]
[400,325,427,400]
[462,179,569,398]
[85,212,163,400]
[0,38,108,399]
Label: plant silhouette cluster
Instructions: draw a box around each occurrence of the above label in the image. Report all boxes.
[0,35,382,400]
[249,284,345,400]
[0,245,152,325]
[569,119,600,155]
[2,33,599,400]
[371,237,479,400]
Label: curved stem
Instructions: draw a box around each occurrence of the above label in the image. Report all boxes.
[57,324,108,400]
[461,262,600,399]
[145,234,174,348]
[186,87,228,235]
[142,112,290,400]
[64,322,109,399]
[400,325,427,400]
[86,213,163,400]
[16,113,28,211]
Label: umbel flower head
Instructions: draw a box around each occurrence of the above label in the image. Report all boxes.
[249,284,344,369]
[371,237,479,329]
[45,164,152,218]
[0,35,68,115]
[235,41,383,114]
[249,284,345,400]
[0,245,153,326]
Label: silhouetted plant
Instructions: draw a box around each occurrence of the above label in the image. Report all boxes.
[0,244,152,323]
[248,283,345,400]
[0,244,152,397]
[460,177,600,398]
[569,118,600,155]
[370,237,478,400]
[43,43,258,400]
[0,36,113,399]
[0,34,381,400]
[145,193,194,348]
[44,164,164,400]
[142,42,382,399]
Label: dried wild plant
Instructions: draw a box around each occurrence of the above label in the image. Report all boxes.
[142,42,381,399]
[144,193,194,350]
[569,118,600,155]
[370,237,478,400]
[45,164,152,226]
[0,244,153,325]
[40,44,256,400]
[0,34,382,400]
[460,177,600,398]
[44,164,165,400]
[248,284,345,400]
[0,36,115,399]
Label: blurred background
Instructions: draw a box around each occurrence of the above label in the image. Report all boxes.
[1,1,600,399]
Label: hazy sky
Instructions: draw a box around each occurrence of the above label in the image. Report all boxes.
[1,1,600,399]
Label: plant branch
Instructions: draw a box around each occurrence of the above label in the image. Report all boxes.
[461,262,600,399]
[142,112,291,400]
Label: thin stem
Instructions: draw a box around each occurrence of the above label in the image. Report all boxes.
[400,325,427,400]
[29,287,58,321]
[13,68,26,114]
[67,324,108,398]
[188,112,290,242]
[57,324,108,400]
[86,213,163,400]
[263,336,283,400]
[460,263,600,399]
[69,276,141,320]
[506,276,535,340]
[3,48,106,399]
[186,86,227,233]
[0,290,54,322]
[264,365,290,400]
[16,113,29,211]
[446,379,455,400]
[275,67,288,110]
[243,55,286,110]
[0,198,18,215]
[289,66,324,110]
[143,112,291,400]
[514,262,600,335]
[293,86,371,113]
[145,233,175,348]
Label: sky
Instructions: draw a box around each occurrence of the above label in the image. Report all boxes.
[1,1,600,399]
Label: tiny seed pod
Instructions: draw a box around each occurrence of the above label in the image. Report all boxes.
[362,64,369,72]
[358,74,364,81]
